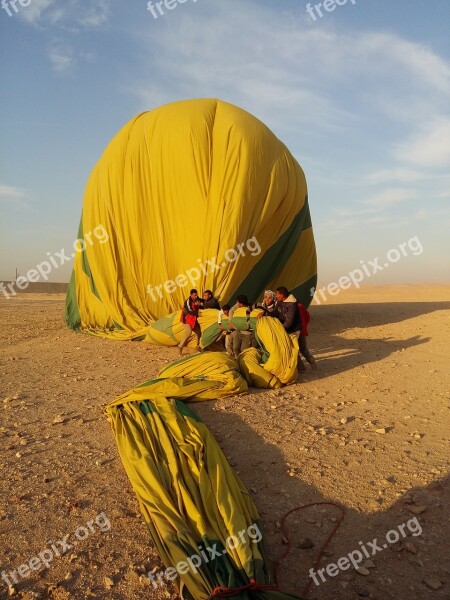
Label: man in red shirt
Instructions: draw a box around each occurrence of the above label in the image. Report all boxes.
[178,289,201,355]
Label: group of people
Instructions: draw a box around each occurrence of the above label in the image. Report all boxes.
[178,287,317,372]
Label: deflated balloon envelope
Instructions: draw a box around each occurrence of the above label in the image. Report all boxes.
[65,98,317,339]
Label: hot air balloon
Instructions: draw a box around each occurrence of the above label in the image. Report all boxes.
[65,98,317,341]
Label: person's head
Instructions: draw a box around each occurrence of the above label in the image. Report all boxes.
[222,304,231,316]
[264,290,276,305]
[203,290,213,301]
[190,289,198,300]
[236,295,249,308]
[275,286,289,302]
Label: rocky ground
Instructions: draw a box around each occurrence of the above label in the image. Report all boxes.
[1,284,449,600]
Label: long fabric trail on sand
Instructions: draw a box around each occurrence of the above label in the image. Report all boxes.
[106,360,305,599]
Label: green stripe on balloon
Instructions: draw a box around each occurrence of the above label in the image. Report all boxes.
[226,196,315,306]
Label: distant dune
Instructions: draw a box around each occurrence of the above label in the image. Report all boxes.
[0,281,68,295]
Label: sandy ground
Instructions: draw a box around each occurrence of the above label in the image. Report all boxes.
[1,284,449,600]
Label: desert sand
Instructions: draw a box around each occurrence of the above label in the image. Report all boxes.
[1,284,449,600]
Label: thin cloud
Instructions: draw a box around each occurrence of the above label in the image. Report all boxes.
[48,43,74,73]
[128,2,450,157]
[19,0,56,26]
[0,184,28,200]
[394,117,450,169]
[316,207,428,234]
[19,0,111,29]
[363,188,415,209]
[0,184,34,212]
[367,168,433,184]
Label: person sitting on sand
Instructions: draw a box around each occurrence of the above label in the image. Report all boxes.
[228,295,256,359]
[178,289,201,355]
[217,304,233,355]
[202,290,220,310]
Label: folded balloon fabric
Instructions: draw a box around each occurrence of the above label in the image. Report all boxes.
[106,362,306,600]
[149,314,299,388]
[157,351,248,398]
[238,349,282,390]
[254,318,299,386]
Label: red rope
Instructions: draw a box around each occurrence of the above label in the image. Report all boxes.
[208,502,345,599]
[273,501,346,597]
[209,578,278,598]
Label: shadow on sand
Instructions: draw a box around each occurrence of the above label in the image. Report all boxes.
[194,402,449,600]
[305,301,450,378]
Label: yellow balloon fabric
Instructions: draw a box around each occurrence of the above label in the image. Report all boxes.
[106,359,306,600]
[238,348,283,389]
[65,98,317,339]
[157,351,248,398]
[255,318,299,385]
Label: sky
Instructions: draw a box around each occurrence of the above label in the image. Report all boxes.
[1,0,449,286]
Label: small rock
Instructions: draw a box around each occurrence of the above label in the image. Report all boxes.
[125,568,140,582]
[406,505,427,515]
[423,577,443,590]
[140,574,151,586]
[104,577,114,587]
[340,416,355,424]
[7,586,17,597]
[375,428,387,434]
[355,566,370,576]
[298,537,314,549]
[404,542,417,554]
[362,559,375,569]
[53,414,65,424]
